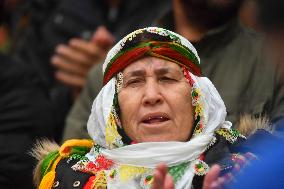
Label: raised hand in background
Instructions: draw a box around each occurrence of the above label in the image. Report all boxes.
[51,26,115,98]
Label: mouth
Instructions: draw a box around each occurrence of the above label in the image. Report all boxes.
[141,113,170,124]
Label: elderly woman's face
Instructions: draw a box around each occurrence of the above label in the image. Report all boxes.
[118,57,194,142]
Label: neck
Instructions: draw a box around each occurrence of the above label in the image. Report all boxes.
[173,0,208,42]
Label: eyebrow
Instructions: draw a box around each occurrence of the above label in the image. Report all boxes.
[125,69,146,78]
[124,66,182,78]
[154,67,172,75]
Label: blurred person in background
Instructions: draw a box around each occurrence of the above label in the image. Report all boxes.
[0,1,55,188]
[239,0,260,31]
[11,0,170,142]
[203,2,284,187]
[63,0,284,140]
[0,0,27,53]
[256,0,284,135]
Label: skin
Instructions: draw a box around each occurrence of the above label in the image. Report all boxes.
[202,165,222,189]
[118,56,194,143]
[151,163,222,189]
[151,163,175,189]
[51,26,115,98]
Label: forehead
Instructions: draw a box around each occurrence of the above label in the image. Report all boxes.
[122,56,181,74]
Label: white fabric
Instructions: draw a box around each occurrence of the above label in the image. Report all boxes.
[176,167,195,189]
[101,134,212,168]
[190,73,227,135]
[87,78,116,147]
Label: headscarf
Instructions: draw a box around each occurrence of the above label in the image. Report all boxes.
[86,27,231,189]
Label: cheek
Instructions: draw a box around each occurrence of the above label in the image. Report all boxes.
[169,85,194,131]
[183,87,194,136]
[118,91,140,132]
[172,85,192,111]
[118,92,129,124]
[182,87,194,120]
[177,97,194,140]
[178,95,193,123]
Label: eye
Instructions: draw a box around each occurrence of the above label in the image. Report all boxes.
[125,78,145,87]
[159,76,177,82]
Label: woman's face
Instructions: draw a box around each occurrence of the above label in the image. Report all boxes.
[118,56,194,142]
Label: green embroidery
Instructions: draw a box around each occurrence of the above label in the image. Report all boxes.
[71,146,90,155]
[94,144,102,153]
[168,162,189,183]
[216,128,245,143]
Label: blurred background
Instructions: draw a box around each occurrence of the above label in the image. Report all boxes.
[0,0,284,188]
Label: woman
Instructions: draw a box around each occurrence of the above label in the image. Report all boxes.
[33,27,249,189]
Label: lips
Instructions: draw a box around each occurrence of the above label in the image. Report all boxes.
[141,113,170,124]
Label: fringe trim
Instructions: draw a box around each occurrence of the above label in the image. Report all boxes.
[237,114,273,137]
[30,139,60,187]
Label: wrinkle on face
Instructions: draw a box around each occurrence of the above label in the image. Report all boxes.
[118,56,194,142]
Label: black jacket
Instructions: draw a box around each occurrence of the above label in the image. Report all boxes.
[0,54,55,189]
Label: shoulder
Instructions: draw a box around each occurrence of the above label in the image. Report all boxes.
[215,127,246,144]
[193,116,273,188]
[205,115,271,169]
[203,127,246,167]
[192,127,252,189]
[63,63,104,140]
[88,63,103,83]
[32,139,93,189]
[87,63,104,98]
[228,21,266,61]
[237,22,265,45]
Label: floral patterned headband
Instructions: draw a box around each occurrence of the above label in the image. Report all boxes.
[102,27,202,85]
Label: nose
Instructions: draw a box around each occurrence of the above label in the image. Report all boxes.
[142,79,163,106]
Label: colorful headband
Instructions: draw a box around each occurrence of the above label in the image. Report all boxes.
[102,27,201,85]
